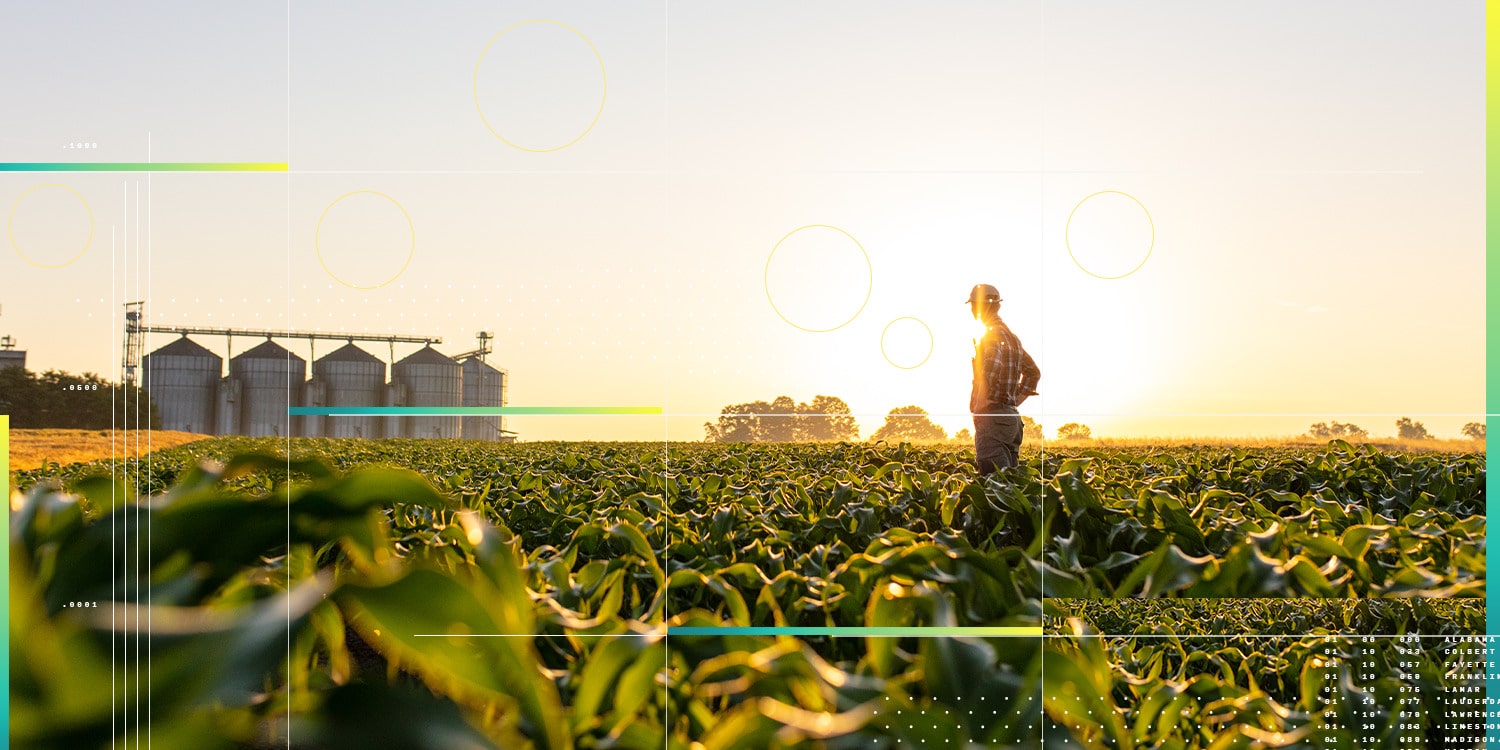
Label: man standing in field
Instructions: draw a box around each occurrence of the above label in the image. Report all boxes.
[968,283,1040,475]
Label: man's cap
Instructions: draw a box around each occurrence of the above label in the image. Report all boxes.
[965,284,1002,304]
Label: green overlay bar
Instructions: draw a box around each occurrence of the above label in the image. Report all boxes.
[289,406,662,416]
[0,163,287,172]
[2,414,10,742]
[667,626,1042,637]
[1482,4,1494,744]
[1486,4,1497,745]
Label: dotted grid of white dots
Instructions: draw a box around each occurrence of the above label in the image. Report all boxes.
[127,229,856,380]
[155,280,669,362]
[853,635,1496,746]
[869,693,1034,745]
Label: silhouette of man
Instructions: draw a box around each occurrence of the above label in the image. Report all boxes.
[968,283,1040,475]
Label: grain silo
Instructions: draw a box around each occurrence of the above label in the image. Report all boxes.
[230,340,305,437]
[141,336,221,434]
[391,345,460,439]
[315,343,385,439]
[460,357,506,441]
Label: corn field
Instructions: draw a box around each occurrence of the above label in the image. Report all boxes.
[10,437,1485,748]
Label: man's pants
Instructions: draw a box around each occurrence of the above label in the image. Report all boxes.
[974,407,1022,475]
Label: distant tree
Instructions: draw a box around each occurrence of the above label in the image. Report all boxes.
[1021,416,1044,441]
[704,394,859,442]
[1462,422,1486,441]
[704,400,771,442]
[951,427,972,444]
[1056,422,1092,440]
[1395,417,1431,441]
[796,395,859,442]
[0,368,159,429]
[1308,421,1368,440]
[760,395,799,442]
[870,406,947,444]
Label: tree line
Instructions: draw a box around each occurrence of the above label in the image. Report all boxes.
[1310,418,1484,441]
[702,395,860,442]
[702,396,1487,443]
[0,367,159,429]
[702,395,1047,444]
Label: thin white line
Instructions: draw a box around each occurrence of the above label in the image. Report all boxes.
[1046,633,1488,639]
[662,5,672,747]
[1027,412,1490,418]
[121,179,130,743]
[411,633,665,638]
[671,412,1492,418]
[1038,5,1046,740]
[293,412,1492,418]
[284,4,293,745]
[110,219,116,748]
[294,169,658,175]
[146,133,153,750]
[404,632,1489,640]
[424,413,1500,427]
[134,178,141,750]
[277,168,1430,176]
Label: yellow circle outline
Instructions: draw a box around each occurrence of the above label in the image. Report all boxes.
[473,19,607,153]
[763,224,873,333]
[8,184,94,269]
[879,316,934,370]
[1064,190,1155,280]
[314,190,415,291]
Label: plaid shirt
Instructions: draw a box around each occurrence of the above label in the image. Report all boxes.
[971,317,1040,413]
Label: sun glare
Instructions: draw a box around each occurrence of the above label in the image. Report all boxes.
[967,315,988,345]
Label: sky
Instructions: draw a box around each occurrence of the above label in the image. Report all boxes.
[0,1,1483,441]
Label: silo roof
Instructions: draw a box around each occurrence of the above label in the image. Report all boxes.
[460,356,502,373]
[145,336,220,360]
[397,346,457,366]
[234,340,305,362]
[318,343,383,364]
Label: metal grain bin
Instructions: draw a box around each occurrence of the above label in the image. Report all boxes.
[315,343,385,439]
[301,380,325,438]
[392,345,460,439]
[142,336,221,434]
[215,377,240,436]
[385,381,408,438]
[230,340,305,437]
[460,357,506,441]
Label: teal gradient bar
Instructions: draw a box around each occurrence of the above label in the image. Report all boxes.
[0,162,287,172]
[667,626,1041,637]
[289,406,662,416]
